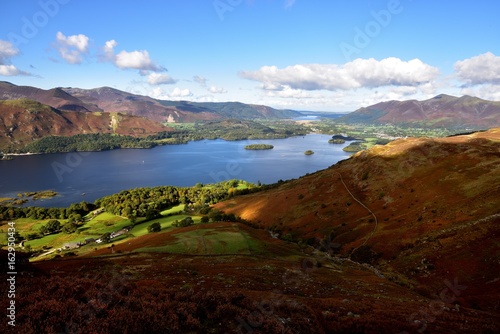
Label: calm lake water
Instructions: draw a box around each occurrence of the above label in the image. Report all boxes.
[0,134,351,207]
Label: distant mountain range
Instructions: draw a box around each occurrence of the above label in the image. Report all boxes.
[2,81,500,152]
[0,81,300,123]
[340,94,500,129]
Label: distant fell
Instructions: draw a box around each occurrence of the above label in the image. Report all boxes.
[0,99,168,151]
[340,94,500,128]
[0,82,299,123]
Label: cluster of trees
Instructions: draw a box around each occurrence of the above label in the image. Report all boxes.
[244,144,274,150]
[19,133,158,153]
[0,202,95,221]
[14,119,309,154]
[171,216,194,228]
[94,180,255,219]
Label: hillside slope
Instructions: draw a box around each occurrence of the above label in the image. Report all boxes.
[340,94,500,128]
[217,128,500,312]
[65,86,300,122]
[0,81,101,113]
[0,82,300,123]
[0,99,168,151]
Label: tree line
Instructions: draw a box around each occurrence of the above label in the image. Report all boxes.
[13,120,309,154]
[95,180,256,219]
[0,201,95,221]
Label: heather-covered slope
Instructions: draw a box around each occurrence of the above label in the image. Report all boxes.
[0,99,168,151]
[217,128,500,312]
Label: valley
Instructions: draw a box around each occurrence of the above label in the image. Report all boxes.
[1,127,499,333]
[3,2,500,332]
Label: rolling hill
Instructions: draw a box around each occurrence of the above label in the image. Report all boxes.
[0,81,300,123]
[217,128,500,313]
[2,128,500,332]
[340,94,500,129]
[0,99,168,151]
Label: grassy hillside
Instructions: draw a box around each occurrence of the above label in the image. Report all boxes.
[2,129,499,333]
[216,128,500,312]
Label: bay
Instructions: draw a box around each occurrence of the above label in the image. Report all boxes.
[0,134,351,207]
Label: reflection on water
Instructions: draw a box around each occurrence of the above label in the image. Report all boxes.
[0,134,351,207]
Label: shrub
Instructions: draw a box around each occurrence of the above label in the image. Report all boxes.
[147,222,161,233]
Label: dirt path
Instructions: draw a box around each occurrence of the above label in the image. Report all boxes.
[336,172,379,255]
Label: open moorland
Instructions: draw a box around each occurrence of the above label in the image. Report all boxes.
[1,128,499,333]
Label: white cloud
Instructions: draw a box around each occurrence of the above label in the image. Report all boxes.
[0,40,19,62]
[55,32,89,64]
[102,39,165,73]
[193,95,219,103]
[0,39,32,76]
[170,87,193,98]
[460,84,500,101]
[208,86,227,94]
[0,64,22,76]
[103,39,117,60]
[240,57,439,91]
[193,75,207,86]
[115,50,163,72]
[264,86,320,99]
[147,72,177,85]
[454,52,500,86]
[149,87,193,100]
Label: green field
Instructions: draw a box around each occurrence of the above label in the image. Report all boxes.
[129,214,201,238]
[136,225,262,255]
[160,204,185,215]
[5,207,205,259]
[80,212,131,235]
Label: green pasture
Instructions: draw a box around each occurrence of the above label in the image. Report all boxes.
[129,214,201,237]
[160,204,185,215]
[136,225,262,255]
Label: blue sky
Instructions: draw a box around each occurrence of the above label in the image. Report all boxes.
[1,0,500,111]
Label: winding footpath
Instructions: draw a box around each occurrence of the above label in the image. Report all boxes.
[336,172,379,256]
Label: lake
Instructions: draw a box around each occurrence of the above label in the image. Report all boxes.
[0,134,351,207]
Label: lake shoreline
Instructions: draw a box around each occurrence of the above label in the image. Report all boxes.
[1,133,312,160]
[1,134,352,208]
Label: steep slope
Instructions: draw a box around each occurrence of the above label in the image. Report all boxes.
[0,82,300,123]
[217,128,500,312]
[5,222,499,333]
[0,81,101,113]
[341,94,500,128]
[0,99,168,151]
[66,86,300,122]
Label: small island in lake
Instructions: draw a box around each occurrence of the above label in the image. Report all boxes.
[304,150,314,155]
[1,190,60,205]
[328,138,345,144]
[244,144,274,150]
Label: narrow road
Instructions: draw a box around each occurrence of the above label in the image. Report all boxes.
[336,172,378,256]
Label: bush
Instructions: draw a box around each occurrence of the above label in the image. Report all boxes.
[147,222,161,233]
[172,217,194,227]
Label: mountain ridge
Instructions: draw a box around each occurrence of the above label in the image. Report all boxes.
[0,99,169,151]
[340,94,500,128]
[0,81,300,122]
